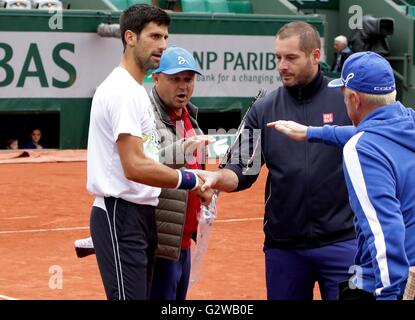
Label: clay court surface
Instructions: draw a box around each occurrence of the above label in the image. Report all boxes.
[0,151,267,300]
[0,150,321,300]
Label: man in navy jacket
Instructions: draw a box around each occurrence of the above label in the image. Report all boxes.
[197,21,357,300]
[268,51,415,300]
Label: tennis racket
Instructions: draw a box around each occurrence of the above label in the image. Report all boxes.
[191,89,268,288]
[218,88,267,169]
[403,266,415,300]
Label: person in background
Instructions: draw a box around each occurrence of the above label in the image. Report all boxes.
[6,138,18,150]
[163,0,176,10]
[22,128,43,149]
[331,35,352,73]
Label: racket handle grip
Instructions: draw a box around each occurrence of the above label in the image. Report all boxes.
[403,266,415,300]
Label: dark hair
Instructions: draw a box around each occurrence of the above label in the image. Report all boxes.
[6,138,18,149]
[276,21,321,55]
[120,4,171,49]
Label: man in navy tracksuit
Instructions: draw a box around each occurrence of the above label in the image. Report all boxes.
[197,21,357,300]
[269,51,415,300]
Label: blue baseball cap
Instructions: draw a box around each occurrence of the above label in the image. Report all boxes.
[328,51,396,94]
[154,46,201,75]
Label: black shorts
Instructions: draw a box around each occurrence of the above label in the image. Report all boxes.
[90,197,157,300]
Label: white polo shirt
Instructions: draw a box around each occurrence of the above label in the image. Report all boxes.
[87,67,161,206]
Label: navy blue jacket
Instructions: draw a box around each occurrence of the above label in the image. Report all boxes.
[226,70,355,248]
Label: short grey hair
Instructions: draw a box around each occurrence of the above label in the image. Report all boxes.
[334,35,348,46]
[347,88,397,106]
[359,90,397,106]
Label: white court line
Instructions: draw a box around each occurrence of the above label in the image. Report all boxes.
[0,294,18,300]
[1,216,38,220]
[216,217,262,223]
[0,218,263,235]
[0,226,89,235]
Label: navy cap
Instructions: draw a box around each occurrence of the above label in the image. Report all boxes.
[328,51,396,94]
[154,46,201,75]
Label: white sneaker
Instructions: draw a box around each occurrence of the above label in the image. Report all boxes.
[74,237,95,258]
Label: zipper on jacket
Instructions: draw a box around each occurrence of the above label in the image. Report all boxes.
[303,102,313,244]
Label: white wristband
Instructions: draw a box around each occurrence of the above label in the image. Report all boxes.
[175,169,182,189]
[190,174,199,191]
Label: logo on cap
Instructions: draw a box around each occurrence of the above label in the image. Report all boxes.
[374,86,395,91]
[328,51,396,95]
[178,56,188,65]
[343,73,354,86]
[153,46,202,75]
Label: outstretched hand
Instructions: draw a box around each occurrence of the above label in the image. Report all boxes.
[266,120,308,141]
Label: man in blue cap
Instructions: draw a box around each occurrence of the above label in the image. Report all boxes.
[268,51,415,300]
[149,46,211,300]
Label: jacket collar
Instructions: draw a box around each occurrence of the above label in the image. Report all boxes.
[357,102,406,131]
[150,87,199,127]
[285,68,324,101]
